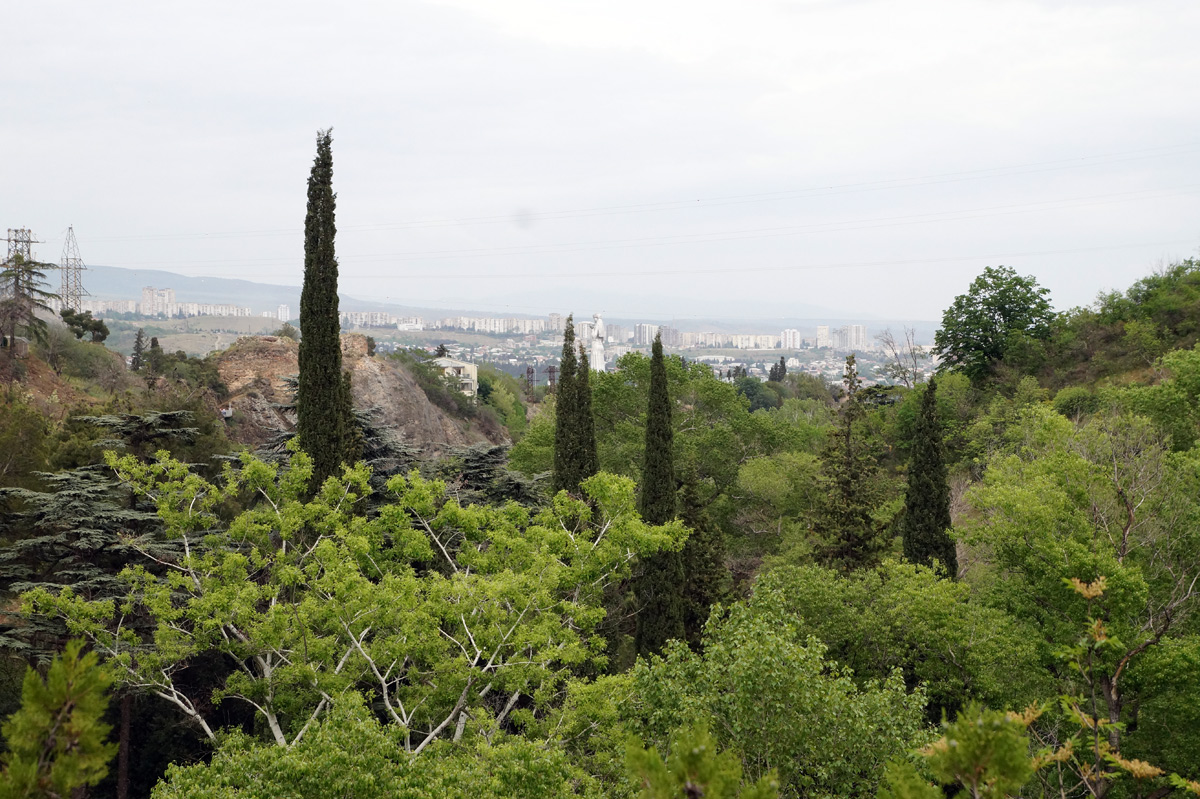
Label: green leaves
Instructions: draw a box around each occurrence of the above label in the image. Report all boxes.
[933,266,1054,383]
[30,449,685,753]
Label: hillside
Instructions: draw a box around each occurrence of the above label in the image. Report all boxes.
[214,333,504,450]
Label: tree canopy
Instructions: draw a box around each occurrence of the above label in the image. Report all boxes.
[933,265,1054,382]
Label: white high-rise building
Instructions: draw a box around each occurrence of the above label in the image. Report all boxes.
[781,328,802,349]
[278,304,291,322]
[848,324,868,350]
[815,325,831,348]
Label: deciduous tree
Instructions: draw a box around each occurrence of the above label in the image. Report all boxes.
[933,265,1054,382]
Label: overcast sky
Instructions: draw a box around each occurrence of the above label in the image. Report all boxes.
[5,0,1200,322]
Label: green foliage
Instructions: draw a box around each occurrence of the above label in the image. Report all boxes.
[900,379,956,576]
[298,128,358,490]
[1050,385,1100,419]
[272,322,299,341]
[152,692,598,799]
[963,408,1200,769]
[812,355,894,570]
[0,394,50,489]
[0,640,116,799]
[0,255,58,354]
[747,563,1046,723]
[634,333,686,657]
[933,265,1054,382]
[1043,258,1200,385]
[28,449,686,749]
[553,318,598,494]
[627,724,778,799]
[130,328,146,372]
[58,309,108,343]
[632,599,930,799]
[879,703,1034,799]
[477,364,528,439]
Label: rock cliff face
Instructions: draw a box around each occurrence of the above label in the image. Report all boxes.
[214,334,496,450]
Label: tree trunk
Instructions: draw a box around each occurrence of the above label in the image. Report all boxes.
[117,692,131,799]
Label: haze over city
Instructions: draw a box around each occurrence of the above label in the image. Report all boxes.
[5,1,1200,321]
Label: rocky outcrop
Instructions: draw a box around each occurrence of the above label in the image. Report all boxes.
[215,334,497,450]
[214,336,299,448]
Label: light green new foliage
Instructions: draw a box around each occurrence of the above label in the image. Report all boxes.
[26,447,687,752]
[153,692,600,799]
[0,640,116,799]
[963,405,1200,774]
[633,601,930,799]
[878,704,1034,799]
[627,724,779,799]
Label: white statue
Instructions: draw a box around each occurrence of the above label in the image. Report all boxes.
[591,312,606,371]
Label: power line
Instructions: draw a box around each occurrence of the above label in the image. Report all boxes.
[81,140,1200,244]
[95,183,1200,271]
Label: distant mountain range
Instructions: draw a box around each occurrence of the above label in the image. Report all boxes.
[81,264,939,340]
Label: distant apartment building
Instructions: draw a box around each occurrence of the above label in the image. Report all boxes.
[140,287,175,316]
[577,321,594,345]
[781,328,802,349]
[848,324,868,350]
[606,324,626,344]
[548,313,564,332]
[659,326,680,347]
[815,325,831,349]
[278,304,291,322]
[634,323,658,346]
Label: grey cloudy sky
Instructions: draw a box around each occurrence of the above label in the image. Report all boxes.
[5,0,1200,322]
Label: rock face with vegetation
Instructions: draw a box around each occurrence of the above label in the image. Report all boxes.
[214,334,502,450]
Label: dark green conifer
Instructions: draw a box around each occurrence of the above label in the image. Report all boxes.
[638,333,675,525]
[130,329,146,372]
[552,316,580,494]
[901,378,957,577]
[551,320,599,495]
[814,354,889,570]
[298,129,358,490]
[575,345,599,483]
[634,332,685,655]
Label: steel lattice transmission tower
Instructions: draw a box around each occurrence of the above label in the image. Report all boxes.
[5,228,36,264]
[60,226,87,312]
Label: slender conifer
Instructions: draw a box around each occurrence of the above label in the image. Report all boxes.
[901,378,957,576]
[634,332,685,655]
[576,345,599,483]
[552,316,579,494]
[298,129,357,489]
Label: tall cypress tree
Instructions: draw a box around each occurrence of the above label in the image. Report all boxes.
[552,316,580,494]
[552,318,599,496]
[634,332,685,655]
[575,345,599,483]
[298,129,357,490]
[639,333,675,524]
[901,378,957,577]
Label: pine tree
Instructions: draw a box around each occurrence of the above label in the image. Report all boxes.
[814,354,889,571]
[900,378,957,577]
[634,332,685,655]
[297,129,357,490]
[0,640,116,798]
[130,329,146,373]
